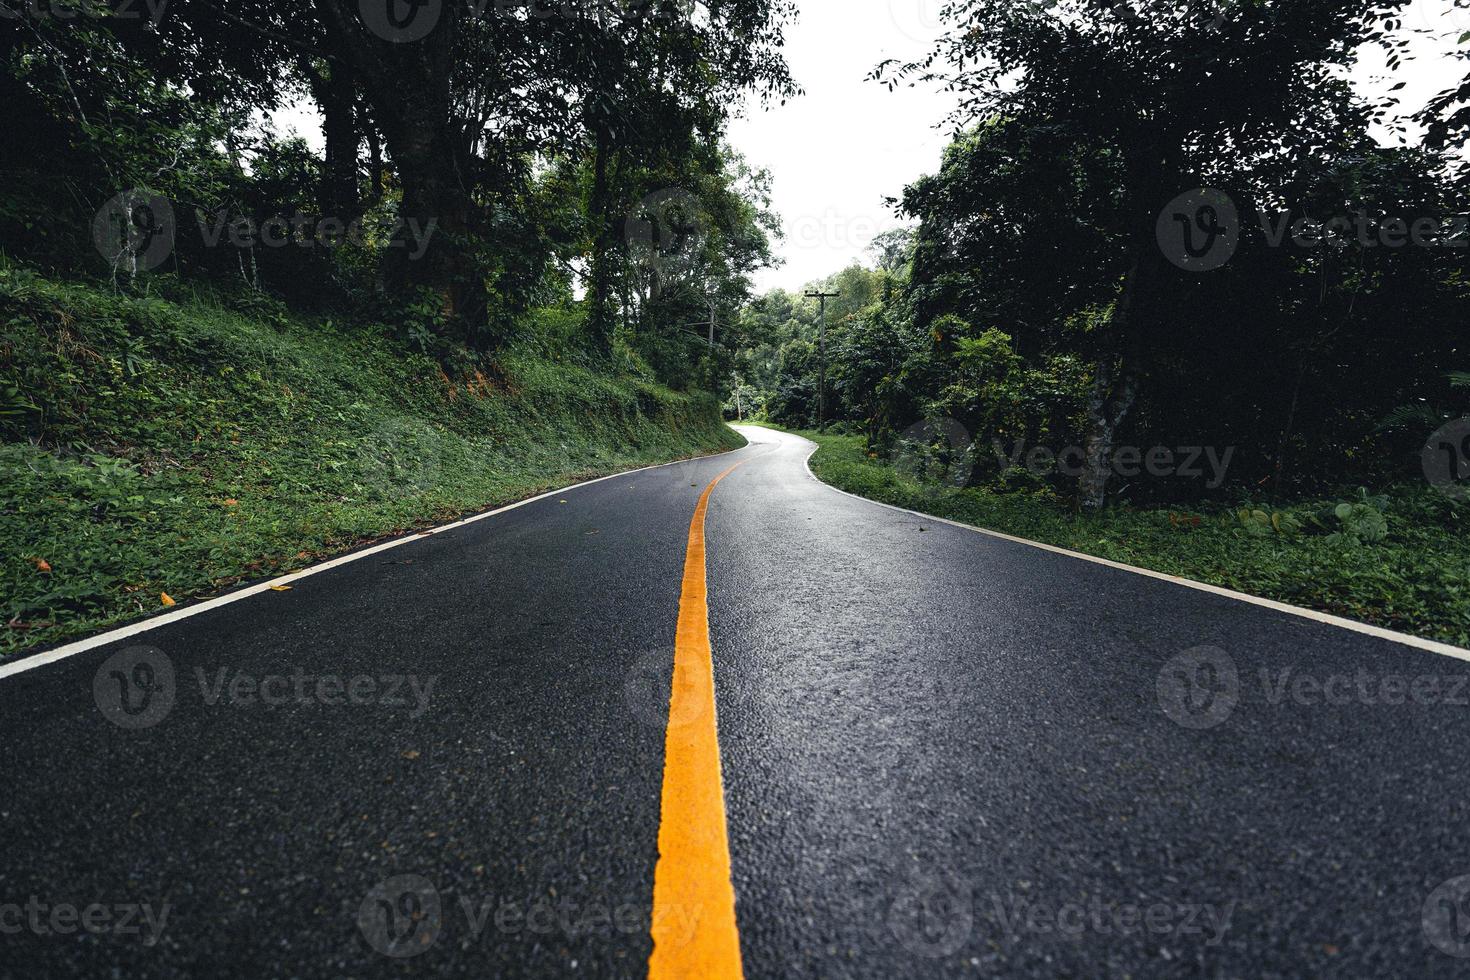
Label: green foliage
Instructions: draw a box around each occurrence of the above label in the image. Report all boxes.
[1234,488,1391,545]
[1379,371,1470,438]
[1324,489,1392,546]
[780,0,1470,510]
[745,266,1092,490]
[3,0,794,349]
[1236,509,1301,538]
[0,269,739,658]
[792,427,1470,648]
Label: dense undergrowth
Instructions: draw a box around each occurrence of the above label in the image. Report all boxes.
[0,266,740,657]
[791,427,1470,648]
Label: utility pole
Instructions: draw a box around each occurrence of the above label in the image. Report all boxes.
[805,289,840,429]
[707,299,716,348]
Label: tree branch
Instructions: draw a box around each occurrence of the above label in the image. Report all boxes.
[194,0,336,63]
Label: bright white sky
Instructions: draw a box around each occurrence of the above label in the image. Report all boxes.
[273,1,1468,294]
[736,0,1467,293]
[725,0,960,292]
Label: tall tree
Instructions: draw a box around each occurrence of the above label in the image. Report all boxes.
[879,0,1412,506]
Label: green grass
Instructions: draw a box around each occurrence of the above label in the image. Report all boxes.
[781,426,1470,649]
[0,267,742,659]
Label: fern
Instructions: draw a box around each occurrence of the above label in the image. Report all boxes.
[1377,402,1442,433]
[1378,370,1470,431]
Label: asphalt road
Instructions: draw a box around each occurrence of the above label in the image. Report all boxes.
[2,424,1469,978]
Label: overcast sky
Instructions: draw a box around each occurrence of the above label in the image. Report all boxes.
[271,1,1467,295]
[734,0,1466,293]
[724,1,960,292]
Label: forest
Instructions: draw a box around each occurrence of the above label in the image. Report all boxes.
[735,0,1470,513]
[2,0,795,376]
[4,5,1470,975]
[3,0,1469,646]
[0,0,799,649]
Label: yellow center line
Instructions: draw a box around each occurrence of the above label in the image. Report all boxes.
[648,458,751,980]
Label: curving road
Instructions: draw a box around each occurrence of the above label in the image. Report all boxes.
[2,424,1469,977]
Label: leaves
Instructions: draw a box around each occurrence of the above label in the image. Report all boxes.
[0,271,740,658]
[807,432,1469,648]
[1236,509,1299,537]
[1328,492,1391,545]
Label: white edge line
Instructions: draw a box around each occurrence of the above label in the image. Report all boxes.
[766,427,1470,664]
[0,434,752,683]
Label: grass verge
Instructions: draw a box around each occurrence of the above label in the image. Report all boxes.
[0,267,742,659]
[781,426,1469,649]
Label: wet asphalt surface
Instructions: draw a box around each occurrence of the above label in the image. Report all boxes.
[1,425,1468,978]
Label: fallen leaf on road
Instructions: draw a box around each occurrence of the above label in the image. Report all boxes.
[160,593,176,607]
[269,585,293,592]
[401,750,421,760]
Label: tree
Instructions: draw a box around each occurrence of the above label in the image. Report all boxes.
[878,0,1414,506]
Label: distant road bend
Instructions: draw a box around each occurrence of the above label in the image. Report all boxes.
[3,425,1470,977]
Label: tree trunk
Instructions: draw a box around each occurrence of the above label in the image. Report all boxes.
[1270,361,1306,502]
[363,104,384,203]
[388,117,479,325]
[587,127,617,352]
[319,61,360,219]
[312,0,484,335]
[1079,357,1140,509]
[1078,250,1148,510]
[297,55,359,219]
[1077,135,1177,510]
